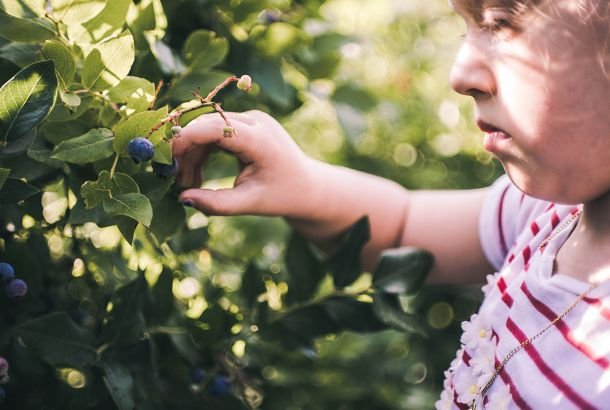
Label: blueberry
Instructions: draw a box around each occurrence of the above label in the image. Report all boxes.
[0,263,15,285]
[190,367,206,384]
[209,374,231,397]
[127,137,155,164]
[151,158,179,178]
[5,278,27,300]
[0,386,5,403]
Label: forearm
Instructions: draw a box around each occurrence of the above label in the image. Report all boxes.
[285,158,411,272]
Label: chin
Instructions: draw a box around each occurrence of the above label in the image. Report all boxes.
[503,168,581,205]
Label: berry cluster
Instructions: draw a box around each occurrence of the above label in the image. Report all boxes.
[0,263,27,300]
[189,366,232,397]
[0,356,9,403]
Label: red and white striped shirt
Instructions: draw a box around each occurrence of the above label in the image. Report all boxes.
[437,175,610,410]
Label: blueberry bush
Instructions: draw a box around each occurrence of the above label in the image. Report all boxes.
[0,1,497,409]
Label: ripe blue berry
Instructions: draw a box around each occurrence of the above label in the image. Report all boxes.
[127,137,155,164]
[209,374,231,397]
[0,263,15,284]
[151,158,179,178]
[190,367,206,384]
[5,279,27,300]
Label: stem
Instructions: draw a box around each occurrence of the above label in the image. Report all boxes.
[96,342,111,361]
[144,103,215,139]
[109,153,120,179]
[145,74,243,140]
[148,80,164,110]
[202,75,239,102]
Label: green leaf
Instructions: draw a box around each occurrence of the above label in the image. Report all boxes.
[0,43,39,67]
[103,192,153,227]
[66,0,130,45]
[101,274,147,346]
[112,106,167,155]
[51,128,114,163]
[133,172,173,206]
[47,94,91,122]
[13,312,97,367]
[81,30,135,91]
[0,9,55,42]
[0,128,37,158]
[111,172,139,195]
[59,90,81,107]
[0,168,9,189]
[126,0,167,43]
[0,177,39,204]
[250,57,296,110]
[107,76,155,114]
[49,0,105,24]
[0,60,58,157]
[145,34,185,76]
[150,195,185,243]
[152,139,171,164]
[115,216,138,243]
[321,295,386,332]
[372,248,433,295]
[285,232,326,305]
[327,216,370,288]
[182,30,228,71]
[101,362,135,410]
[372,293,427,336]
[27,132,63,167]
[41,40,76,88]
[81,170,112,208]
[0,0,47,17]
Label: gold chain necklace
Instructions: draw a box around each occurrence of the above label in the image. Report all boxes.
[469,210,598,409]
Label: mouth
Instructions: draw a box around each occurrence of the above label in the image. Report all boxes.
[476,120,512,153]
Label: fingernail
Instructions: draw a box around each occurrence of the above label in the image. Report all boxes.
[182,199,194,207]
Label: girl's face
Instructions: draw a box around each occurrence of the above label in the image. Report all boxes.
[449,0,610,204]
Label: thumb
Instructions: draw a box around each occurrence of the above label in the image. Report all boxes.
[178,186,257,216]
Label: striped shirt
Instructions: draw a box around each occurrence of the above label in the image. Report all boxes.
[437,175,610,410]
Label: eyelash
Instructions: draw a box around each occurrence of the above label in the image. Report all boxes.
[482,17,514,32]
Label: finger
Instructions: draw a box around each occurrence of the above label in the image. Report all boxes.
[176,148,207,187]
[173,113,258,163]
[178,185,258,216]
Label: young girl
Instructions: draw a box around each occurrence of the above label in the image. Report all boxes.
[172,0,610,408]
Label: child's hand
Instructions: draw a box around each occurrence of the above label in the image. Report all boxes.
[172,110,318,218]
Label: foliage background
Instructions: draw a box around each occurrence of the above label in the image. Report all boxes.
[0,0,503,409]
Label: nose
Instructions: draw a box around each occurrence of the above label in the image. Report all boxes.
[450,39,497,99]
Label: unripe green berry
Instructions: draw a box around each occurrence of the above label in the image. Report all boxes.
[223,126,234,138]
[171,125,182,135]
[236,75,252,91]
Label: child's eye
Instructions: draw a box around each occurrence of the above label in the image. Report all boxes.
[480,9,520,34]
[483,17,513,32]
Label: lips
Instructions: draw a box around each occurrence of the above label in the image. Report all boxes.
[476,120,512,153]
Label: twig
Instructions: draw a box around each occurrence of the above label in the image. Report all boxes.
[145,75,244,140]
[148,80,164,110]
